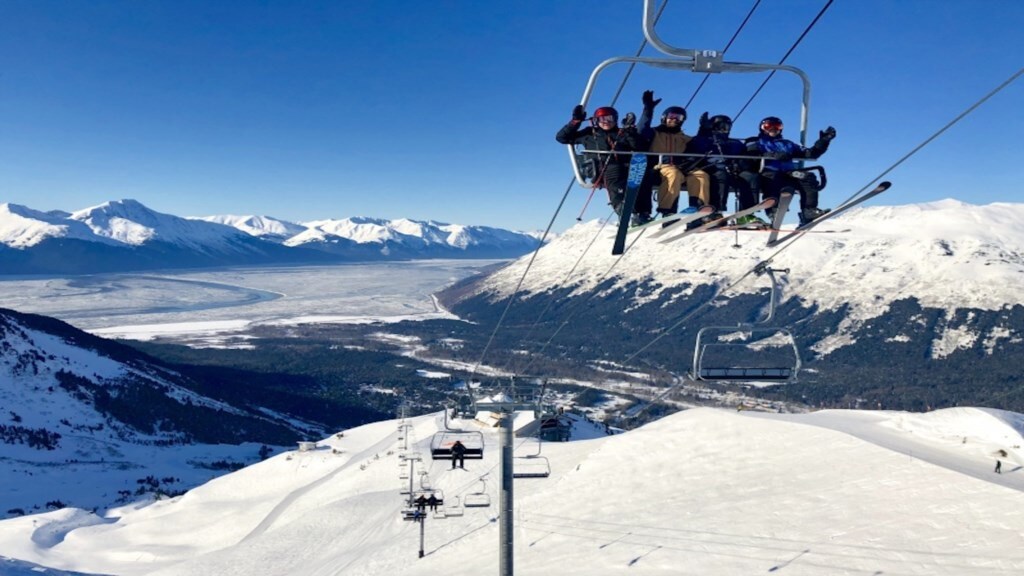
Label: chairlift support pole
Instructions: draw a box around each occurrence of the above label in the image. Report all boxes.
[567,0,813,187]
[473,376,547,576]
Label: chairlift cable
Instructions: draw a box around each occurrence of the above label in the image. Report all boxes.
[471,0,671,378]
[497,214,616,375]
[733,0,833,123]
[684,0,762,110]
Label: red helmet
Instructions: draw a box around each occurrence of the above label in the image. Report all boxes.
[593,107,618,121]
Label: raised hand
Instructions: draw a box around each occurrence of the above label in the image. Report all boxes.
[572,105,587,122]
[642,90,661,109]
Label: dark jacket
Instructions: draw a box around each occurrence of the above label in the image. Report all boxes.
[744,132,830,173]
[638,106,693,168]
[556,121,642,166]
[451,441,466,456]
[685,133,747,173]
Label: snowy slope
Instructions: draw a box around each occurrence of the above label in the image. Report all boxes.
[0,309,318,514]
[466,199,1024,356]
[1,406,1023,575]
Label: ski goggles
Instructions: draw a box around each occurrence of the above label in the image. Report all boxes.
[595,115,617,124]
[761,120,784,131]
[664,112,685,121]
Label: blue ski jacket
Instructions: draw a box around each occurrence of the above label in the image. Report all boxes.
[745,133,830,173]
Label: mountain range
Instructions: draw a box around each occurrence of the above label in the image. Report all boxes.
[0,200,543,274]
[437,198,1024,410]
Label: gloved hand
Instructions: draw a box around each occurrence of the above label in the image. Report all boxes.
[622,112,636,127]
[572,105,587,122]
[819,126,836,141]
[642,90,661,109]
[699,111,710,130]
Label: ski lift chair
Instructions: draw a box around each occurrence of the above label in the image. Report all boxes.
[690,265,802,384]
[463,476,492,508]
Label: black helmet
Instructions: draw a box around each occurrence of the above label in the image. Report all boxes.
[760,116,784,134]
[661,106,687,124]
[709,114,732,134]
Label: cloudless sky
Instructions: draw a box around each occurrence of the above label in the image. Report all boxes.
[1,1,1022,231]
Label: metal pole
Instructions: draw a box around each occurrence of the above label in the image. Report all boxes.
[419,514,426,558]
[408,457,415,508]
[499,409,514,576]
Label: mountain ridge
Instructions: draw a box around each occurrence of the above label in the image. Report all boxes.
[0,199,543,274]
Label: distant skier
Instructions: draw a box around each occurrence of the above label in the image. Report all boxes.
[744,116,836,226]
[451,440,467,470]
[427,493,439,512]
[995,459,1002,474]
[414,494,428,512]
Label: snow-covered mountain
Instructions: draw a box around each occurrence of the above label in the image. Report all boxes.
[191,214,307,242]
[0,308,324,515]
[438,199,1024,407]
[0,200,542,274]
[2,405,1023,575]
[286,216,543,259]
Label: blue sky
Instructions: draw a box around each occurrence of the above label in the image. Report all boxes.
[1,1,1021,231]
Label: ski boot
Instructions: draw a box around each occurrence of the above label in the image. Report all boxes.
[799,207,830,227]
[734,214,770,229]
[631,213,653,227]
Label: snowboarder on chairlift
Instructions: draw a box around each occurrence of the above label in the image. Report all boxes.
[556,105,643,218]
[414,494,428,512]
[637,90,712,226]
[451,440,467,469]
[427,493,439,512]
[744,116,836,226]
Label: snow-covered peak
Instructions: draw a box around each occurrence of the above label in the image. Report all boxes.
[191,214,307,241]
[70,199,247,247]
[0,203,118,248]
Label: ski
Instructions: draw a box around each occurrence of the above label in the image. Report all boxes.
[765,181,892,248]
[764,192,794,245]
[636,205,715,237]
[611,154,647,255]
[658,197,776,244]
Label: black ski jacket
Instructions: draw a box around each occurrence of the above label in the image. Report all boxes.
[556,121,642,166]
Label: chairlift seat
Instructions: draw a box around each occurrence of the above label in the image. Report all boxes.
[698,367,793,381]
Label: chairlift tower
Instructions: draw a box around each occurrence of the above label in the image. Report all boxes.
[473,376,546,576]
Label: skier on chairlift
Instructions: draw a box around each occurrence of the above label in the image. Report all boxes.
[556,105,644,219]
[745,116,836,226]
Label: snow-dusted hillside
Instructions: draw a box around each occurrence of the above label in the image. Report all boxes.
[465,199,1024,356]
[0,309,319,514]
[2,406,1023,575]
